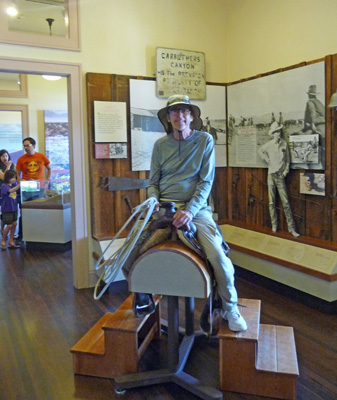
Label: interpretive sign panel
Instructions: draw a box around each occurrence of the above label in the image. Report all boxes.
[94,101,127,143]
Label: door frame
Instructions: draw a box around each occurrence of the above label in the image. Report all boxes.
[0,56,88,288]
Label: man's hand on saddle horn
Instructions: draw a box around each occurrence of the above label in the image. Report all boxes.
[172,209,193,230]
[152,201,160,214]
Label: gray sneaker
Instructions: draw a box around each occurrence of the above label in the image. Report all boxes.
[221,308,247,331]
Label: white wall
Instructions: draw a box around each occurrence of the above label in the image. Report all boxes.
[2,0,337,82]
[0,0,228,81]
[224,0,337,82]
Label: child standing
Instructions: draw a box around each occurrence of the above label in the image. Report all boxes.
[0,149,16,234]
[1,170,20,249]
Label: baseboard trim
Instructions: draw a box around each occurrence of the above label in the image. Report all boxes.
[25,241,72,252]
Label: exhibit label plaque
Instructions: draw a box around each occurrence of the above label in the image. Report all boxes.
[156,47,206,99]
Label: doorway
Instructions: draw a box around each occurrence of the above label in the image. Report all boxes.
[0,56,88,289]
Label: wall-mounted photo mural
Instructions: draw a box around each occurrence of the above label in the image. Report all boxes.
[227,61,325,170]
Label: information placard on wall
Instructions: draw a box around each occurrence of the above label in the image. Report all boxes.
[94,101,127,143]
[156,47,206,99]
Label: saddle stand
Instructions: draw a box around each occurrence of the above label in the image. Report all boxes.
[114,241,223,400]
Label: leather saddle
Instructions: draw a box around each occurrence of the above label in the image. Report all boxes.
[132,201,201,317]
[131,201,229,331]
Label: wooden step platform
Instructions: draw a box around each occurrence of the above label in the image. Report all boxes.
[218,299,299,400]
[71,294,161,379]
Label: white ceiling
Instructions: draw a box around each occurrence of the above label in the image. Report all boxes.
[7,0,67,37]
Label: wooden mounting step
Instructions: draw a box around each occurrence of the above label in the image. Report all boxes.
[256,324,299,376]
[218,298,299,400]
[71,294,161,379]
[218,298,261,341]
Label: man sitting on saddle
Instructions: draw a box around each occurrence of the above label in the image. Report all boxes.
[125,94,247,332]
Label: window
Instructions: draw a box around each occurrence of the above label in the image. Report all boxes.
[0,104,29,161]
[0,73,28,98]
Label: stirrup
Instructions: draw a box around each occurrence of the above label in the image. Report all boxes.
[132,293,156,317]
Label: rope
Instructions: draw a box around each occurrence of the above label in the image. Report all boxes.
[93,197,158,300]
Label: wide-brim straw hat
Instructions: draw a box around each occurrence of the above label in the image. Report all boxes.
[157,94,203,133]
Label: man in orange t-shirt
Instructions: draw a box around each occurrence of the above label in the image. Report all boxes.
[15,137,52,243]
[16,137,52,181]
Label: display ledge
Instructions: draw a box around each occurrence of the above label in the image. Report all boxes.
[21,192,71,210]
[220,224,337,303]
[22,201,71,210]
[220,224,337,282]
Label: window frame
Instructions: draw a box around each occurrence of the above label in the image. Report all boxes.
[0,74,28,98]
[0,104,29,139]
[0,0,80,51]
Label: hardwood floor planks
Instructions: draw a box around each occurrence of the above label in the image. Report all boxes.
[0,247,336,400]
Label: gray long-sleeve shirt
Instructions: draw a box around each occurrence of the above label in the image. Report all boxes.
[147,130,215,216]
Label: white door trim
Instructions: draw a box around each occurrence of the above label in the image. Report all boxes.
[0,56,88,288]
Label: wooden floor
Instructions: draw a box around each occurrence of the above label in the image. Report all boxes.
[0,247,336,400]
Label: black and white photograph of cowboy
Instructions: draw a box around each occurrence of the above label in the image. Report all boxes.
[289,134,319,164]
[292,83,325,169]
[300,172,325,196]
[130,79,227,171]
[227,61,325,170]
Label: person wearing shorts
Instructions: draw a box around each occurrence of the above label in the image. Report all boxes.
[1,170,20,249]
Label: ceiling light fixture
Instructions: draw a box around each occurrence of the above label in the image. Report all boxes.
[42,75,62,81]
[6,1,18,16]
[46,18,55,36]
